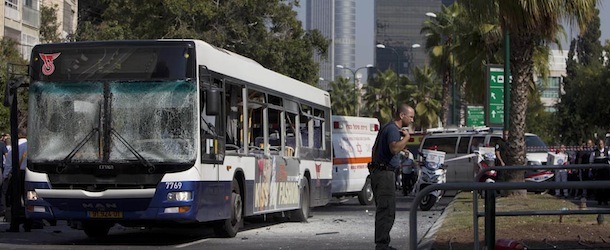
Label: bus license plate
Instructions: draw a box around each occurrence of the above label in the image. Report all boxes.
[88,211,123,218]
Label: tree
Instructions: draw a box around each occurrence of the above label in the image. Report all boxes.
[40,4,62,43]
[421,4,461,127]
[555,8,605,145]
[406,66,442,130]
[362,70,400,124]
[460,0,598,195]
[75,0,329,85]
[0,38,29,132]
[328,77,356,116]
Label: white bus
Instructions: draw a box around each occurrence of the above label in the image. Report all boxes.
[331,116,379,205]
[24,39,332,238]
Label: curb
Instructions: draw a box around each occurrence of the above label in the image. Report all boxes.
[417,194,461,250]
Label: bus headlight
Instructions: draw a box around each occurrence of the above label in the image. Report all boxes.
[167,191,192,201]
[26,191,39,201]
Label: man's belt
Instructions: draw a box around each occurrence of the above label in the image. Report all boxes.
[368,162,395,172]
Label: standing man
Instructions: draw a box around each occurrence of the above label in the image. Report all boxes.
[495,130,509,167]
[590,139,610,205]
[369,103,415,250]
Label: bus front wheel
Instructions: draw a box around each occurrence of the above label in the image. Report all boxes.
[215,178,243,237]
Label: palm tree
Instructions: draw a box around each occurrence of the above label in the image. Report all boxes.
[461,0,598,193]
[421,4,461,127]
[329,77,356,116]
[407,66,442,130]
[362,69,399,124]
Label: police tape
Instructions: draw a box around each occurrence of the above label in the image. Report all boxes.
[443,153,478,163]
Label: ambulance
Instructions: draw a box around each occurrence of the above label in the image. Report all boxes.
[331,115,379,205]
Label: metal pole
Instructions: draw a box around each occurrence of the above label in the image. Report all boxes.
[352,70,358,117]
[451,33,457,125]
[8,85,22,231]
[484,189,496,249]
[393,48,399,96]
[503,30,510,130]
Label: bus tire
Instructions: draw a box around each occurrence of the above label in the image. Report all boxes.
[358,178,374,205]
[83,221,112,238]
[291,179,310,222]
[215,178,243,238]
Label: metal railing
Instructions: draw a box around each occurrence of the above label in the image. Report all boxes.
[409,163,610,250]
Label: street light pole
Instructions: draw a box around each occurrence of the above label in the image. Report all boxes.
[336,64,373,117]
[377,43,420,98]
[406,44,421,76]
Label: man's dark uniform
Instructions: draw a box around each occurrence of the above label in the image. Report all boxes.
[370,122,402,250]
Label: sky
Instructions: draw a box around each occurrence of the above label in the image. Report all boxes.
[296,2,610,82]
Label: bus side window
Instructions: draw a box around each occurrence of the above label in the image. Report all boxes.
[247,89,265,149]
[285,112,297,155]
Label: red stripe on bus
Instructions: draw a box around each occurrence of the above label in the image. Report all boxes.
[333,157,372,165]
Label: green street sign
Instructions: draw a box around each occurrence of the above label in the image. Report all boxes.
[486,66,505,126]
[466,106,484,127]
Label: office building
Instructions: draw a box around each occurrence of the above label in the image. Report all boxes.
[373,0,442,77]
[305,0,356,90]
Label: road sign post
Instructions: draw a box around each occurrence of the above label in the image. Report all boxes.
[486,65,505,127]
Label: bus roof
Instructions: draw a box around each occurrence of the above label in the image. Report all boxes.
[191,40,330,108]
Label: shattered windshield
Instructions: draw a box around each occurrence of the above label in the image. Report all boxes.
[28,80,197,163]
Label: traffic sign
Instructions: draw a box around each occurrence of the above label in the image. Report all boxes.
[466,106,484,127]
[486,66,506,126]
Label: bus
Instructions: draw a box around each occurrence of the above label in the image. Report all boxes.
[24,39,332,238]
[331,115,378,205]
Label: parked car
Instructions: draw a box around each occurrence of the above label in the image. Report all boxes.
[418,127,550,183]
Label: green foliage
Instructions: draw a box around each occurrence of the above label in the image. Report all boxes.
[555,8,606,145]
[0,39,29,133]
[40,4,62,43]
[75,0,328,85]
[328,77,356,116]
[406,66,442,130]
[361,70,400,124]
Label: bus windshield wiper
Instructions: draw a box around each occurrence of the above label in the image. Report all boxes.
[110,129,156,173]
[62,128,100,165]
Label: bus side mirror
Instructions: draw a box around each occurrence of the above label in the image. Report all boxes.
[206,89,220,115]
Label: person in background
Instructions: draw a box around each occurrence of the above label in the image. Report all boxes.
[369,103,415,250]
[495,130,509,167]
[554,144,570,198]
[400,149,416,196]
[589,139,609,205]
[4,128,32,232]
[0,133,8,216]
[576,139,594,199]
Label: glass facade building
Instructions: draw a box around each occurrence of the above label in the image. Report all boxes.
[373,0,443,77]
[306,0,334,89]
[306,0,356,89]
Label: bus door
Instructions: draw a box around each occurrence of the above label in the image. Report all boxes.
[199,70,226,180]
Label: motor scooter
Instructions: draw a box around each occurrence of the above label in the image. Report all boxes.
[415,150,447,211]
[473,147,498,198]
[474,147,497,183]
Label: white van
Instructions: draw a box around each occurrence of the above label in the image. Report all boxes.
[331,115,379,205]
